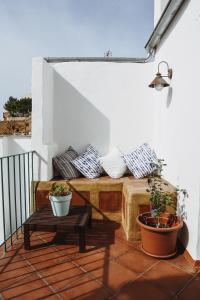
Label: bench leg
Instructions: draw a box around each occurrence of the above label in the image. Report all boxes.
[24,224,30,250]
[78,226,86,252]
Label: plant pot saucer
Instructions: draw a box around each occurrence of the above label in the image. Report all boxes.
[140,245,177,259]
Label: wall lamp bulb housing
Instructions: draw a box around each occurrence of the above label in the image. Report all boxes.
[149,61,173,91]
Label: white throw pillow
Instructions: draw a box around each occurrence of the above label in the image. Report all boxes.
[122,143,158,178]
[99,147,127,179]
[72,144,103,179]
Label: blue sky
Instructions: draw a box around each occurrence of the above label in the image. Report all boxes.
[0,0,153,116]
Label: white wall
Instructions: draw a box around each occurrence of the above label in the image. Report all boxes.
[0,136,31,157]
[32,58,155,179]
[52,62,154,154]
[152,0,200,260]
[31,0,200,260]
[32,58,58,180]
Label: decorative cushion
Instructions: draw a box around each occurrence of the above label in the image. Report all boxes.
[53,146,81,179]
[122,143,158,178]
[99,147,127,178]
[72,144,103,179]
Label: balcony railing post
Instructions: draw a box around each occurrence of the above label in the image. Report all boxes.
[0,158,7,252]
[0,151,35,251]
[23,153,27,221]
[7,157,13,246]
[13,156,18,239]
[18,154,23,231]
[27,153,31,215]
[31,151,35,212]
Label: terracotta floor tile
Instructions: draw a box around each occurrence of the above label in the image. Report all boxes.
[0,256,13,270]
[26,248,61,264]
[72,251,107,270]
[0,247,21,259]
[143,261,193,296]
[65,245,104,260]
[166,254,199,275]
[64,242,130,260]
[54,244,83,260]
[127,241,142,250]
[1,273,53,300]
[115,226,127,241]
[116,248,157,275]
[18,239,51,255]
[16,232,56,253]
[54,274,110,300]
[48,272,86,294]
[56,235,110,258]
[99,240,131,259]
[41,294,61,300]
[178,276,200,300]
[0,254,24,272]
[53,243,77,252]
[38,260,84,285]
[20,245,59,259]
[0,256,29,273]
[54,229,113,255]
[8,286,54,300]
[82,258,138,292]
[0,259,34,290]
[76,252,108,273]
[0,272,37,293]
[112,277,171,300]
[24,250,69,271]
[1,222,199,300]
[38,259,77,276]
[33,231,55,239]
[86,220,119,243]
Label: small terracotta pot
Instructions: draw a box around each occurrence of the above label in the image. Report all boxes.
[136,212,183,258]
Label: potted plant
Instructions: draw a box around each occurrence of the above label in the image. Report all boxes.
[136,160,183,258]
[49,183,72,217]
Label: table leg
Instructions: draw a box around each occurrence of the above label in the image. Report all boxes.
[24,224,30,250]
[78,226,86,252]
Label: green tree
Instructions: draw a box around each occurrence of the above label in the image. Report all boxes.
[4,96,32,116]
[18,97,32,115]
[3,96,18,116]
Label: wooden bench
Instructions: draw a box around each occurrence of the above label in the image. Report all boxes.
[33,176,176,241]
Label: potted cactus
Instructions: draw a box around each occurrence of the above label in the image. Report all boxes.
[49,183,72,217]
[136,160,184,258]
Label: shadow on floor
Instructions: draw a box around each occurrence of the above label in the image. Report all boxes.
[0,220,199,300]
[30,220,121,253]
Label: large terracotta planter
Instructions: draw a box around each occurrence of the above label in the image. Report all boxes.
[136,212,183,258]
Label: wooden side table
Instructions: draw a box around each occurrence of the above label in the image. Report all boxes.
[24,205,92,252]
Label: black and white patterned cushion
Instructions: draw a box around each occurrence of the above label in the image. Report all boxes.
[71,145,103,179]
[122,143,158,178]
[53,146,81,179]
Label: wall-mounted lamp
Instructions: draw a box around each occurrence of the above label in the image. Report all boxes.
[149,61,173,91]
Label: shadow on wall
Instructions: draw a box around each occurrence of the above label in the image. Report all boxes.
[52,70,110,154]
[179,222,189,250]
[166,87,173,108]
[0,137,30,157]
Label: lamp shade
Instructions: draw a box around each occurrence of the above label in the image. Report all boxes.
[149,72,170,89]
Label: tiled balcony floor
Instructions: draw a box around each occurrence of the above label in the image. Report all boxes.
[0,220,199,300]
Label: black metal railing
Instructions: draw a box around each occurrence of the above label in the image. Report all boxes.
[0,151,35,252]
